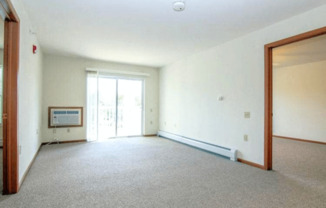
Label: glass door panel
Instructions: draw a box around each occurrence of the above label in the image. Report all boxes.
[98,77,117,139]
[117,79,142,137]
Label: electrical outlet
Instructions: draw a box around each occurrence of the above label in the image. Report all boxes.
[244,135,248,142]
[67,128,70,133]
[150,121,153,125]
[150,108,153,112]
[244,112,250,118]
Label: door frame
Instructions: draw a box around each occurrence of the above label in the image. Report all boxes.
[97,75,145,138]
[264,26,326,170]
[1,0,20,194]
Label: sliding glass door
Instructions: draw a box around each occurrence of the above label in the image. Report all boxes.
[98,77,117,139]
[87,74,143,141]
[117,79,143,137]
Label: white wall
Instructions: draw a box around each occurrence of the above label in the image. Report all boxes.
[159,5,326,165]
[273,61,326,143]
[11,0,43,181]
[42,54,159,142]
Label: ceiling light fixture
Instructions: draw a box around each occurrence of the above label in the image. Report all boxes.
[173,1,185,12]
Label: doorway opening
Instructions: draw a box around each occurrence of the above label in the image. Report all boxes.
[264,26,326,170]
[87,75,144,141]
[1,0,20,194]
[272,33,326,185]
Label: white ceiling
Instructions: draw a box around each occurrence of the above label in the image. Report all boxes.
[22,0,326,67]
[273,34,326,68]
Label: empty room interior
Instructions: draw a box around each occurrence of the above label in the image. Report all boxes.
[0,0,325,207]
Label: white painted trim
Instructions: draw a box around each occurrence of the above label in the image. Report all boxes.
[86,68,150,77]
[158,131,237,161]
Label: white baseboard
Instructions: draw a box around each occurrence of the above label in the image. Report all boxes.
[158,131,237,161]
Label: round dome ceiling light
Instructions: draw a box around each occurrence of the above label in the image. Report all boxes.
[173,1,185,12]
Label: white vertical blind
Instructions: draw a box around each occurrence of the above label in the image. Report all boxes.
[86,71,98,141]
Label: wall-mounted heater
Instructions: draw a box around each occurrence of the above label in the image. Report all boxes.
[157,131,237,161]
[48,107,83,128]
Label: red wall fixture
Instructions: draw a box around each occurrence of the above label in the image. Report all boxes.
[33,45,37,54]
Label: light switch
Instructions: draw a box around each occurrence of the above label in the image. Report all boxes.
[217,96,224,101]
[244,112,250,118]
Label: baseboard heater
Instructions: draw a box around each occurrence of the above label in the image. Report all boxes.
[157,131,237,161]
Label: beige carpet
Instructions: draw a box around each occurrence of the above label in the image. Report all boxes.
[0,137,325,207]
[273,137,326,190]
